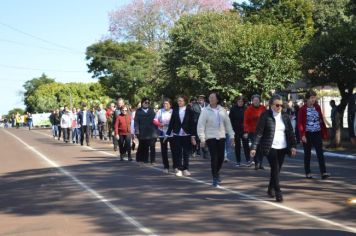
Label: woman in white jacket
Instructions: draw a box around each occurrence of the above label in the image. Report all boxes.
[197,92,235,187]
[60,109,72,143]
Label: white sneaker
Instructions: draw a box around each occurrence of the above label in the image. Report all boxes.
[183,170,191,176]
[163,168,169,174]
[176,170,183,177]
[174,168,179,173]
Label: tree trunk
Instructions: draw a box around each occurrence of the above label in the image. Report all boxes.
[337,82,355,143]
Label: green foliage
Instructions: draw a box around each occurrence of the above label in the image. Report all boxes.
[160,12,303,99]
[86,40,158,105]
[234,0,315,39]
[302,0,355,116]
[7,108,25,117]
[23,73,56,112]
[26,82,110,113]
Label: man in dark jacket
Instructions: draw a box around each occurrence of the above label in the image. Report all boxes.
[229,95,252,167]
[191,95,209,158]
[134,98,158,163]
[112,98,125,151]
[77,103,94,146]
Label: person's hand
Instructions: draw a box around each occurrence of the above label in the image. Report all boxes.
[191,137,197,146]
[200,141,206,148]
[116,135,120,140]
[291,148,297,157]
[243,133,248,139]
[163,137,168,143]
[250,150,256,157]
[230,138,235,147]
[302,136,307,143]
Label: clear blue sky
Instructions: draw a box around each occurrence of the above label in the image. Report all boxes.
[0,0,242,115]
[0,0,132,115]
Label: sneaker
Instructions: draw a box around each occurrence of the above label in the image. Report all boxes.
[163,168,169,174]
[224,157,229,163]
[259,165,265,170]
[306,174,313,179]
[235,163,241,167]
[321,173,331,180]
[183,170,191,176]
[249,161,255,167]
[276,192,283,203]
[174,168,179,173]
[212,179,220,188]
[176,170,183,177]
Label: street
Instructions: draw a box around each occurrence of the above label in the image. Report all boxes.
[0,128,355,236]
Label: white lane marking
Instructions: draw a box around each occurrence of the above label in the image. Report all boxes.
[296,148,356,160]
[32,130,356,233]
[3,129,157,236]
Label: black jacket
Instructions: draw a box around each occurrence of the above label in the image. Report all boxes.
[229,105,245,134]
[167,106,196,137]
[191,102,208,124]
[134,108,158,140]
[49,113,60,125]
[251,110,297,156]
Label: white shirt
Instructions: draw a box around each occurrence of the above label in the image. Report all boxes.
[272,111,287,149]
[211,107,220,128]
[142,108,149,113]
[177,106,188,136]
[83,111,87,126]
[155,109,173,136]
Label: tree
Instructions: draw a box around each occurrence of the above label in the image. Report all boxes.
[86,40,158,105]
[26,82,110,113]
[109,0,232,49]
[23,73,55,113]
[233,0,315,39]
[302,0,355,142]
[7,108,25,117]
[160,12,304,100]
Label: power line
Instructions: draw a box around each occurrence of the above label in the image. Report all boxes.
[0,21,83,54]
[0,64,87,73]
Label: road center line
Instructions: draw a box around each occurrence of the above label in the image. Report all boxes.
[3,129,158,236]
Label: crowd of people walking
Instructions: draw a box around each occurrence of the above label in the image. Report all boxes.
[41,90,332,202]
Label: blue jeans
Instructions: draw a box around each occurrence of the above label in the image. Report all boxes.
[52,125,59,137]
[72,128,80,143]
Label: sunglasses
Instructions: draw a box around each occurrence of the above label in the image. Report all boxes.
[274,104,283,108]
[144,101,150,104]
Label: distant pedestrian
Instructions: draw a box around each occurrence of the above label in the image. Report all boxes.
[27,112,33,130]
[298,90,330,180]
[78,103,93,146]
[97,104,108,141]
[191,95,209,159]
[329,100,341,148]
[244,94,266,170]
[229,95,252,167]
[134,98,158,164]
[60,109,72,143]
[115,105,133,161]
[71,108,80,144]
[251,94,297,202]
[154,98,174,173]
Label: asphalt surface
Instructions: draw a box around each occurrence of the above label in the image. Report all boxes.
[0,128,355,236]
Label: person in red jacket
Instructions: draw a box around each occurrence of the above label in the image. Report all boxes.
[115,106,133,161]
[298,90,330,180]
[244,94,266,170]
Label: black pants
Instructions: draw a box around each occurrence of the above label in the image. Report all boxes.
[267,148,287,194]
[235,133,250,163]
[119,135,131,158]
[80,125,90,145]
[113,134,118,150]
[249,132,263,166]
[207,138,226,179]
[62,128,71,142]
[98,122,107,140]
[137,139,156,163]
[58,125,62,140]
[160,137,175,169]
[303,131,327,175]
[172,135,191,171]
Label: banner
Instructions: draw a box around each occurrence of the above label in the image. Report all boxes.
[32,113,51,127]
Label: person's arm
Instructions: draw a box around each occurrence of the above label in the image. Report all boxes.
[250,112,266,151]
[224,111,235,140]
[166,109,175,137]
[297,107,306,142]
[134,111,140,136]
[197,109,207,144]
[114,116,120,137]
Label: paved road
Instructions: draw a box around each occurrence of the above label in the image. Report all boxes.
[0,128,355,236]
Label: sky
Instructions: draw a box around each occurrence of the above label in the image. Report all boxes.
[0,0,242,115]
[0,0,132,115]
